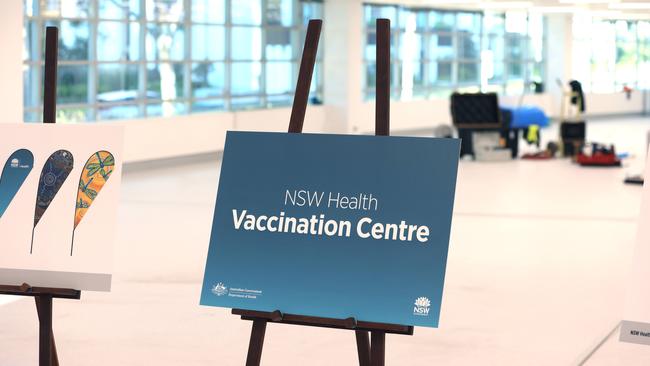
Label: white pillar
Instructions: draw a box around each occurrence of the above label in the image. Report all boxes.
[321,0,363,134]
[545,14,574,118]
[0,0,24,123]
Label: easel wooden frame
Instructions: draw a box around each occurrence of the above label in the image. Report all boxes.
[0,26,82,366]
[232,18,413,366]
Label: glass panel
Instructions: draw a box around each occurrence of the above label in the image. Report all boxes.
[505,11,527,35]
[98,0,140,20]
[267,94,292,106]
[429,88,453,98]
[266,28,294,61]
[458,34,480,60]
[24,109,41,123]
[146,102,187,117]
[192,25,225,60]
[484,34,504,61]
[267,0,293,27]
[22,0,324,121]
[639,50,650,88]
[430,11,454,31]
[147,63,185,99]
[24,21,38,62]
[146,24,185,61]
[430,33,454,60]
[506,62,524,79]
[484,12,505,35]
[616,20,638,87]
[192,0,225,24]
[231,27,262,60]
[41,0,90,18]
[459,62,480,84]
[98,22,140,61]
[23,66,40,108]
[98,104,141,120]
[528,62,543,83]
[97,64,139,100]
[505,35,524,60]
[25,0,36,17]
[591,20,616,92]
[145,0,184,22]
[266,62,293,94]
[232,0,262,25]
[191,62,225,98]
[487,60,504,83]
[57,107,90,123]
[364,5,397,26]
[640,21,650,42]
[529,34,543,62]
[363,31,398,62]
[191,99,226,113]
[57,65,88,104]
[301,2,322,26]
[231,96,263,110]
[365,62,376,89]
[457,12,481,33]
[429,62,452,85]
[44,20,90,61]
[311,61,322,94]
[231,62,262,95]
[365,32,376,61]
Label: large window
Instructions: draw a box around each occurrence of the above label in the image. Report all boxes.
[362,4,545,100]
[573,16,650,93]
[23,0,323,122]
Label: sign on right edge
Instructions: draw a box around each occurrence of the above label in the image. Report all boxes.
[621,151,650,345]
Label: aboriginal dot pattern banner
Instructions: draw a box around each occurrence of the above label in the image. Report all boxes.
[31,149,74,253]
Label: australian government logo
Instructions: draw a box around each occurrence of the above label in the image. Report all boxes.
[211,282,262,300]
[211,282,228,296]
[413,297,431,316]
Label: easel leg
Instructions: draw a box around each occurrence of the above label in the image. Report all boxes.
[35,296,58,366]
[245,320,267,366]
[36,295,53,366]
[355,330,370,366]
[370,331,386,366]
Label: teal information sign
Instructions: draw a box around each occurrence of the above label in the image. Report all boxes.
[201,131,460,327]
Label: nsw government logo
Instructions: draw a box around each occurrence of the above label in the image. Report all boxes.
[413,297,431,316]
[211,282,228,296]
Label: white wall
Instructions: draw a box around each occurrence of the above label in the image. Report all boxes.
[1,0,646,163]
[114,105,327,163]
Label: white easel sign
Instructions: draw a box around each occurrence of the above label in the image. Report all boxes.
[0,124,123,291]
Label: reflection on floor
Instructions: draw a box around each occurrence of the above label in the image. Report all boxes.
[1,117,650,365]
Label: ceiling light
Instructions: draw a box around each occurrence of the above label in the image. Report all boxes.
[609,2,650,9]
[559,0,617,4]
[478,1,533,9]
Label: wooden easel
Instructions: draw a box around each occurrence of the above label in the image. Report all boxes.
[232,18,413,366]
[0,26,82,366]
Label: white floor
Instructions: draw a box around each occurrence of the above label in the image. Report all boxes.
[1,117,650,365]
